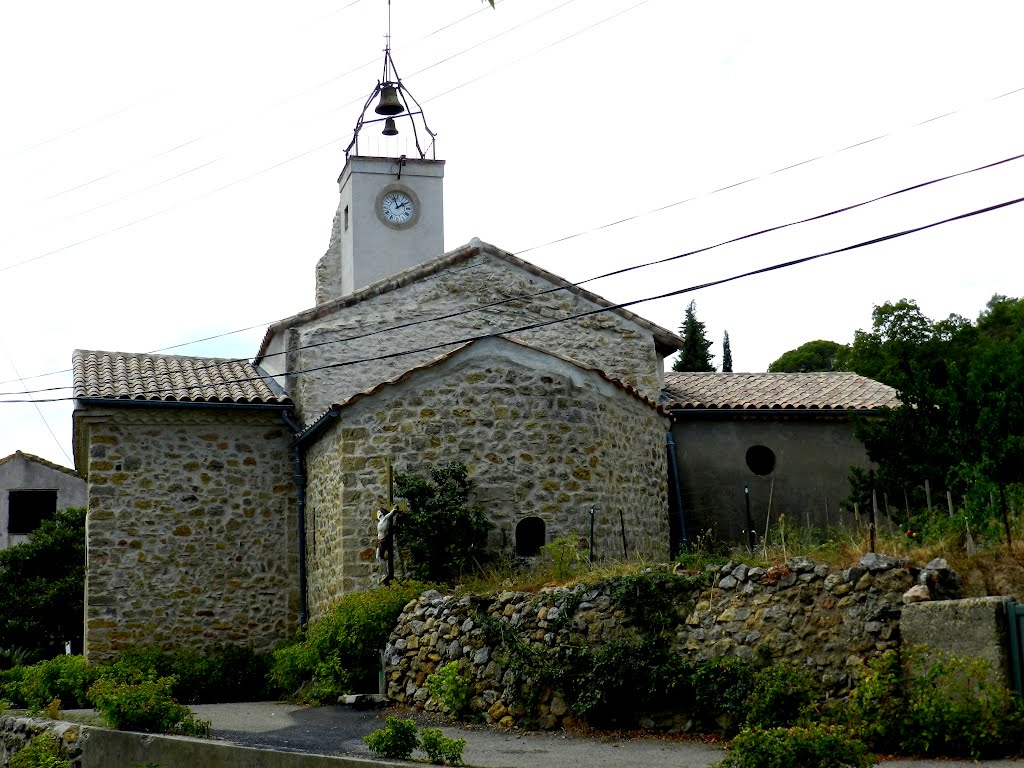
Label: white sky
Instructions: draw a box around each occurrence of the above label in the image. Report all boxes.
[0,0,1022,469]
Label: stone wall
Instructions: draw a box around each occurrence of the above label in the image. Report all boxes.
[76,407,299,660]
[1,716,81,768]
[284,250,666,422]
[303,337,670,616]
[385,554,958,730]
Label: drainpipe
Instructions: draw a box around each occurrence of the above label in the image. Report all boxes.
[282,411,309,628]
[666,431,688,550]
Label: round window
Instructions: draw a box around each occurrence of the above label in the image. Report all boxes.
[745,445,776,476]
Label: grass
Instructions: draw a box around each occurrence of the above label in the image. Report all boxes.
[454,509,1024,600]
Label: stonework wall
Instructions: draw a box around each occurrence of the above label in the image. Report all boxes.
[386,554,954,730]
[303,340,670,617]
[1,716,81,768]
[76,407,299,660]
[290,253,665,422]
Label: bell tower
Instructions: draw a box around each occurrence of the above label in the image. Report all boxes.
[316,35,444,304]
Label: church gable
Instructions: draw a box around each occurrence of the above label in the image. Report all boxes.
[258,240,680,424]
[300,336,671,611]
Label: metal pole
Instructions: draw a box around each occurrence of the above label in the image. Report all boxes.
[589,505,596,565]
[744,483,755,551]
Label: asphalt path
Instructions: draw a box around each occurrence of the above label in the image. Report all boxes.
[188,702,1024,768]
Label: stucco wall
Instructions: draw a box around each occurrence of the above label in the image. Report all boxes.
[672,416,873,543]
[303,339,670,617]
[75,407,299,660]
[0,453,85,549]
[289,253,664,422]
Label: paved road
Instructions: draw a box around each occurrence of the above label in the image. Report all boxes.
[189,702,1024,768]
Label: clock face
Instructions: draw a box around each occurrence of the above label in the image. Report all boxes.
[380,191,415,225]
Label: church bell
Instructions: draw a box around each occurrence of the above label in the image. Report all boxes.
[382,117,399,136]
[374,84,405,116]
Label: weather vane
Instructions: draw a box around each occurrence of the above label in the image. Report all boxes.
[345,0,436,160]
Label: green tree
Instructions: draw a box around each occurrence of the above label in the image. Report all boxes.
[0,507,85,658]
[394,462,491,583]
[768,339,847,373]
[848,295,1024,536]
[672,300,715,372]
[722,331,733,372]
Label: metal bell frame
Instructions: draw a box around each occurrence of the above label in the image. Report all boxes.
[345,45,437,161]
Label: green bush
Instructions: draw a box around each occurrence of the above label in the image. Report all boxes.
[15,654,97,711]
[717,724,873,768]
[270,582,427,703]
[9,733,70,768]
[426,661,470,717]
[692,656,757,733]
[395,462,491,583]
[845,647,1024,758]
[743,663,818,730]
[87,675,210,736]
[105,645,271,704]
[419,727,465,765]
[363,716,419,760]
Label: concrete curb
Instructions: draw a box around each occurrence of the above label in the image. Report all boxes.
[78,726,408,768]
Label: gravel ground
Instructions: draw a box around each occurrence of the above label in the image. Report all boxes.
[186,703,1024,768]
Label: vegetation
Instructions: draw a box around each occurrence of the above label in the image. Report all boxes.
[0,507,85,661]
[270,581,427,704]
[394,461,491,583]
[768,339,846,372]
[87,675,210,736]
[672,300,715,371]
[722,330,733,372]
[363,717,465,765]
[8,733,70,768]
[716,724,872,768]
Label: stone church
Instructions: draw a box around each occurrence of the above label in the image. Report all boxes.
[72,65,684,659]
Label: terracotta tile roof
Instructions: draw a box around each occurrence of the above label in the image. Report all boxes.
[255,239,684,365]
[73,350,291,405]
[662,372,900,411]
[0,450,81,478]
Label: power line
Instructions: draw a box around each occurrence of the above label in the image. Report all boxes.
[5,193,1020,404]
[2,148,1020,392]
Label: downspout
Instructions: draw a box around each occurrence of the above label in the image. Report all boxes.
[286,407,342,629]
[666,430,688,549]
[282,411,309,628]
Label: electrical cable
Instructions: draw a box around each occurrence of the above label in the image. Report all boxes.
[1,148,1020,391]
[3,192,1019,404]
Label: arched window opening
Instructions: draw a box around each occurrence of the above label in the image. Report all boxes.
[515,517,546,557]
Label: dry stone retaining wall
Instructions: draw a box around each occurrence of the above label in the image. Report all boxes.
[0,716,81,768]
[386,554,959,730]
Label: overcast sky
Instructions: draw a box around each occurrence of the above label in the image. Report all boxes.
[1,0,1022,468]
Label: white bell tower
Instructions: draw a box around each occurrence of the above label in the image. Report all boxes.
[315,38,444,304]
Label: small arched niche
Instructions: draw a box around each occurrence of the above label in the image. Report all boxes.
[745,445,776,476]
[515,516,546,557]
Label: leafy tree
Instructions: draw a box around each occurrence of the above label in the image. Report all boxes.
[672,300,715,372]
[394,462,491,583]
[848,295,1024,537]
[0,507,85,659]
[722,331,733,372]
[768,339,847,373]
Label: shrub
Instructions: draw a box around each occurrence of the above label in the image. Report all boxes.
[9,733,69,768]
[270,581,427,703]
[426,661,470,717]
[843,647,1024,759]
[692,656,757,733]
[363,716,419,760]
[717,724,873,768]
[419,727,465,765]
[87,675,210,736]
[743,663,818,730]
[15,654,97,711]
[395,462,491,583]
